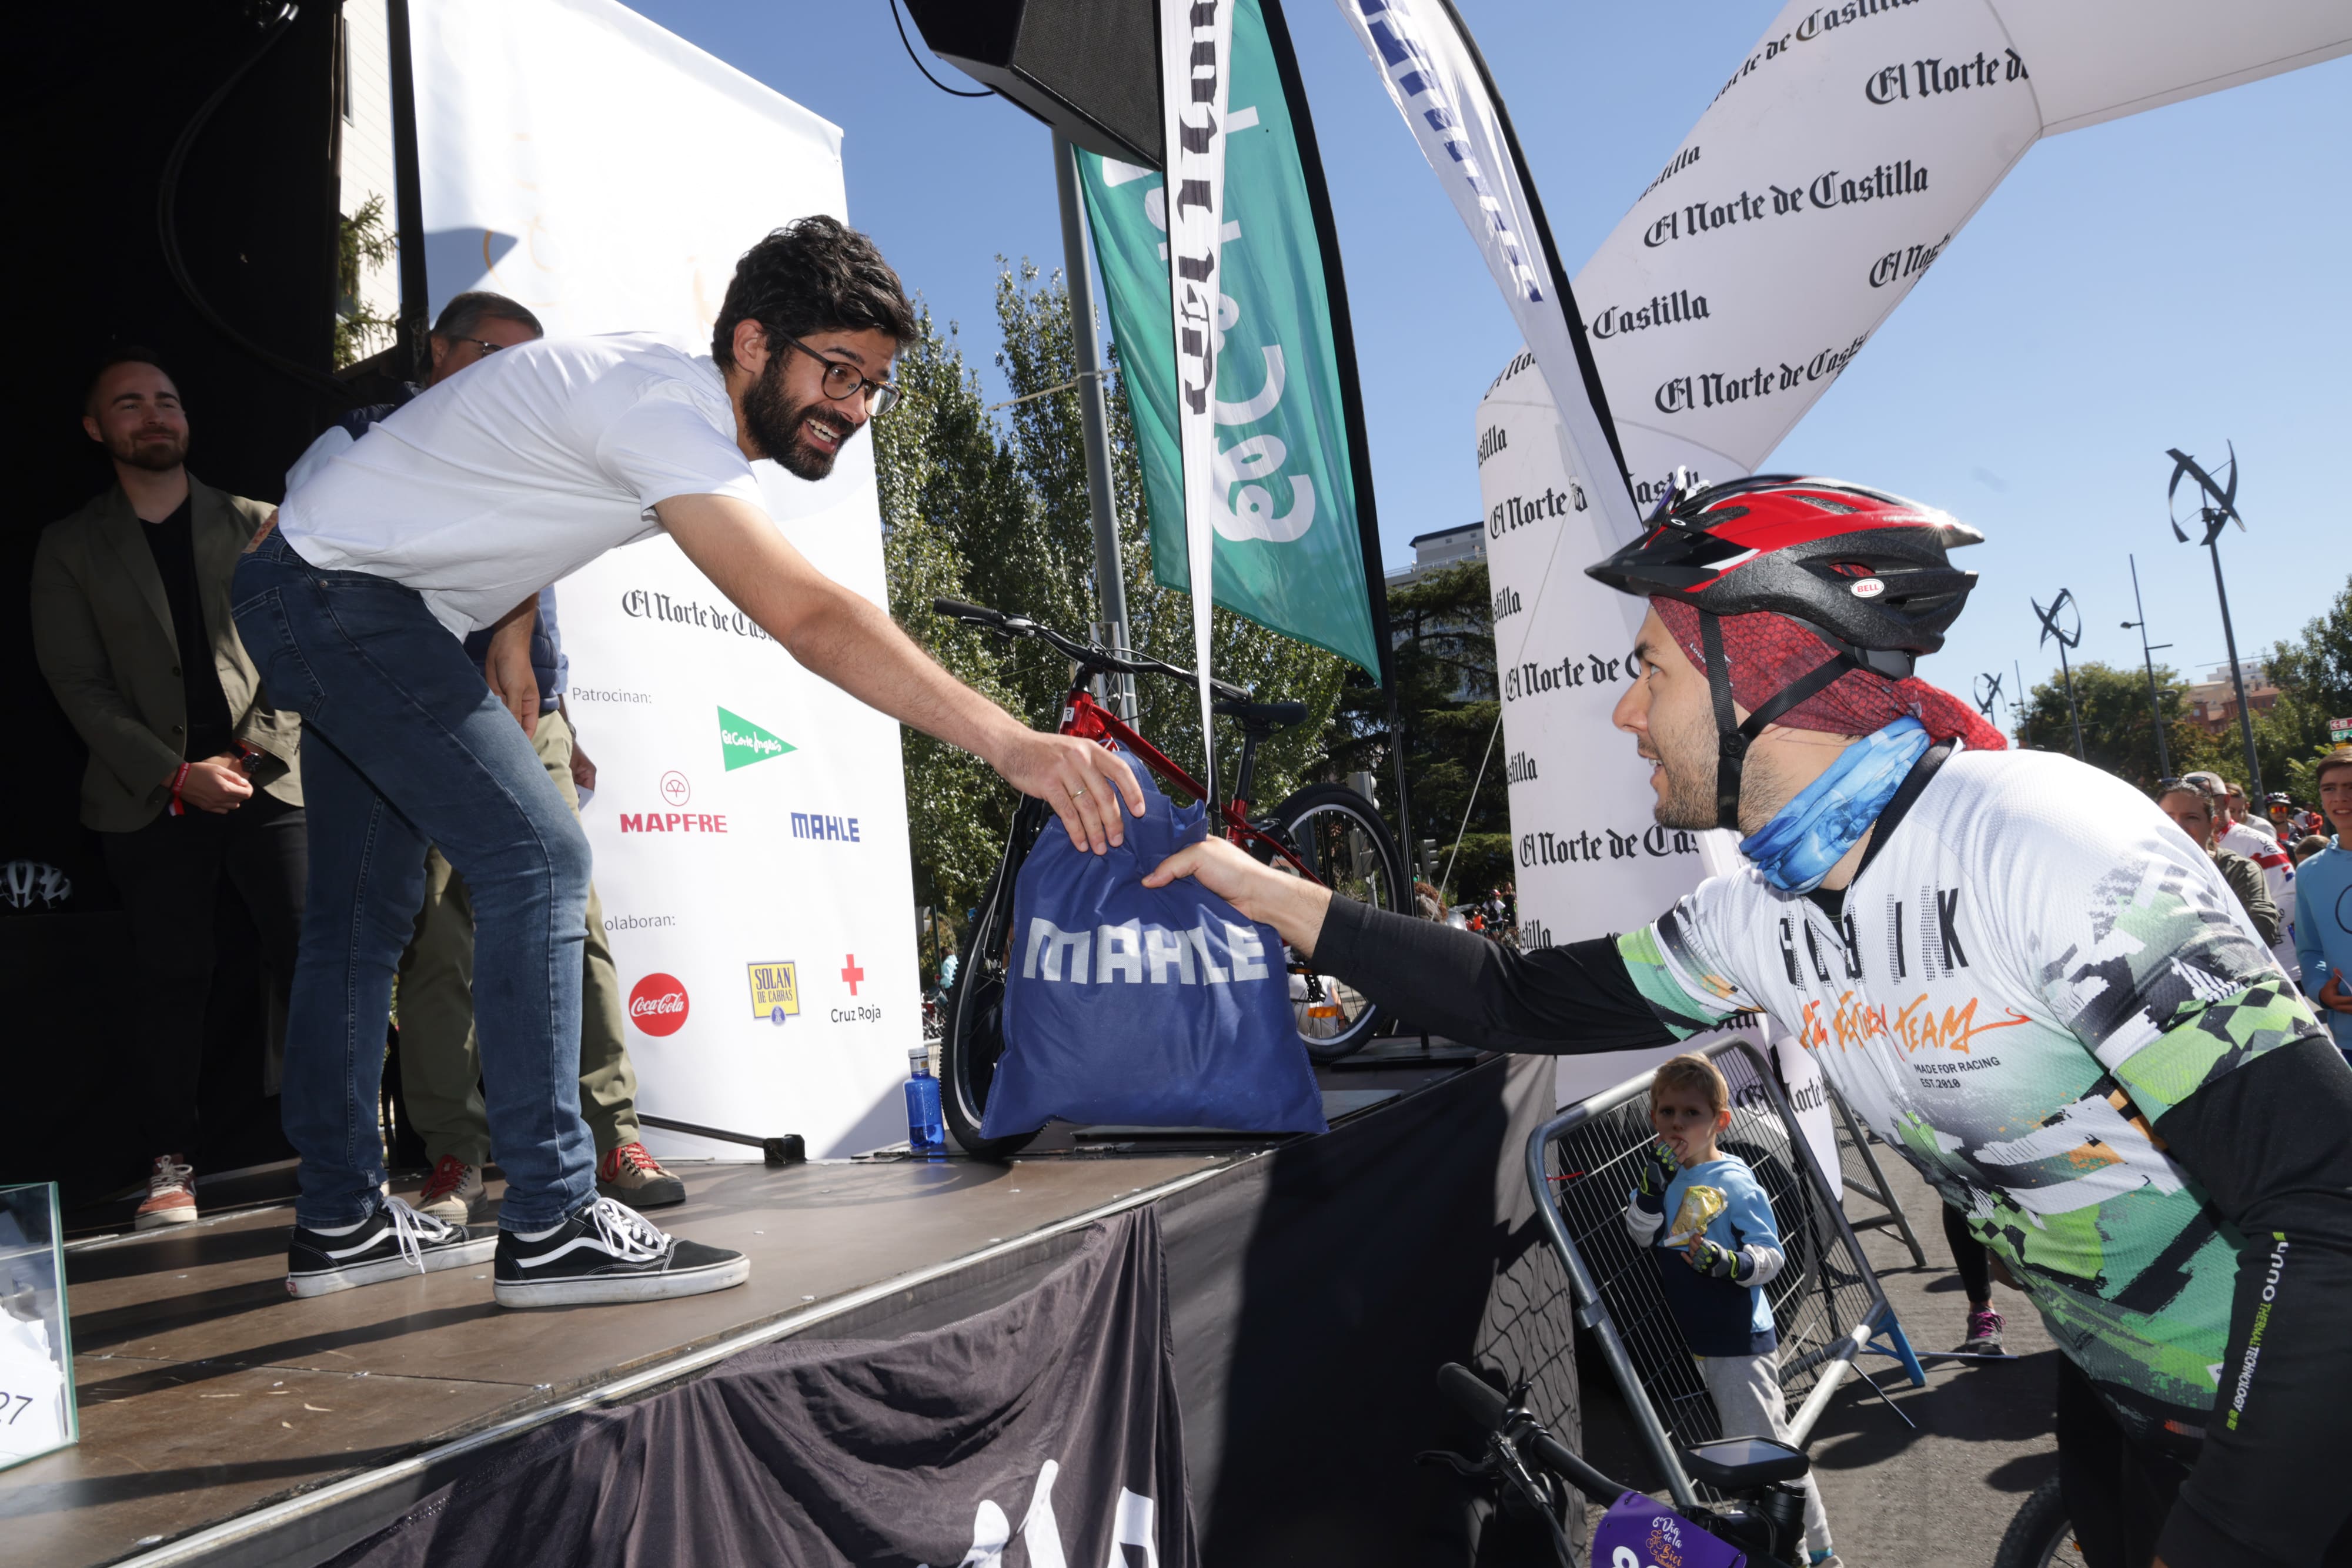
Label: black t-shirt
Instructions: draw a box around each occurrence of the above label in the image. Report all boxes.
[139,496,236,761]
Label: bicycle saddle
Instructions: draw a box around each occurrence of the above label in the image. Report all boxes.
[1678,1436,1810,1489]
[1213,698,1308,731]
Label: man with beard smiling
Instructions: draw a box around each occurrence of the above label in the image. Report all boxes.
[237,217,1148,1309]
[34,350,306,1232]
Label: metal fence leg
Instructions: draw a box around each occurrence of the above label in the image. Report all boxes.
[1832,1087,1925,1269]
[1867,1312,1929,1389]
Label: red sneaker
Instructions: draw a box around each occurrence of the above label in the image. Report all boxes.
[596,1141,685,1211]
[135,1155,198,1231]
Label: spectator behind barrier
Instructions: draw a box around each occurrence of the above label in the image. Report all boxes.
[31,349,307,1231]
[2187,769,2298,976]
[2157,779,2280,948]
[285,291,683,1225]
[2294,750,2352,1054]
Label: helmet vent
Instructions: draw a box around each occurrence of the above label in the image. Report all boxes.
[1786,492,1863,514]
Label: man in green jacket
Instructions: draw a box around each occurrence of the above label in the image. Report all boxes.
[32,349,305,1230]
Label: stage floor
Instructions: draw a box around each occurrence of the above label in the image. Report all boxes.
[9,1045,1480,1568]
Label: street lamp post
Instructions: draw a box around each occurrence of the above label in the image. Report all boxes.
[2167,445,2263,801]
[2033,589,2087,762]
[2120,553,2174,780]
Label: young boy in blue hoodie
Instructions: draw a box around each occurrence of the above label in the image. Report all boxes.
[1625,1052,1839,1567]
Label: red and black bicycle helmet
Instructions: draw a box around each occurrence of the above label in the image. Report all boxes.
[1587,474,1984,828]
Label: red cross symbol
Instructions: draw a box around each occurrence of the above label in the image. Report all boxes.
[840,954,864,996]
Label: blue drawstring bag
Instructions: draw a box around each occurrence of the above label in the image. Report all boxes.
[983,752,1327,1138]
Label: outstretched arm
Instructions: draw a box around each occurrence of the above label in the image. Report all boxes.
[1144,837,1704,1053]
[657,492,1144,854]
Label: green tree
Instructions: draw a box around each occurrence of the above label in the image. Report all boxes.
[2265,574,2352,801]
[874,263,1351,920]
[2018,660,2194,790]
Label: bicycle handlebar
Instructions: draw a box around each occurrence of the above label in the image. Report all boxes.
[930,597,1251,701]
[1436,1364,1625,1507]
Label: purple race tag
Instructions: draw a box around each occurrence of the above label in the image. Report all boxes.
[1591,1491,1748,1568]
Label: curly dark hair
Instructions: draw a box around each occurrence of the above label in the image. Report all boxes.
[711,216,915,369]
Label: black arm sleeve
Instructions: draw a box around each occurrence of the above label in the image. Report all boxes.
[1310,897,1706,1054]
[2152,1037,2352,1568]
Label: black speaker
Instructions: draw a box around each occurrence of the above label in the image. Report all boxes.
[901,0,1161,168]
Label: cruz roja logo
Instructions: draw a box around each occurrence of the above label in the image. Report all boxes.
[832,952,878,1024]
[1023,917,1272,986]
[747,961,799,1025]
[719,706,794,771]
[628,972,690,1037]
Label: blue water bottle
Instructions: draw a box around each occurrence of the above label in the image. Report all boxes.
[905,1047,946,1158]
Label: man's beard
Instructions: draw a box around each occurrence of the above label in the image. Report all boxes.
[742,355,854,481]
[1647,700,1728,832]
[108,426,188,473]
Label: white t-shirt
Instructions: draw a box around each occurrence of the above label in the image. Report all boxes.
[278,335,764,637]
[1617,747,2329,1438]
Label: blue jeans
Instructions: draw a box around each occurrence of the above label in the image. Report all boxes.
[232,530,595,1231]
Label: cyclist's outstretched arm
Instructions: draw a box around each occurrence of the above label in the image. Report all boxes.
[1145,838,1708,1052]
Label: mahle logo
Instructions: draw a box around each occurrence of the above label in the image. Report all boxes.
[718,706,795,771]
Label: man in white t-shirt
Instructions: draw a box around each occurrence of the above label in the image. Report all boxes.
[233,217,1147,1309]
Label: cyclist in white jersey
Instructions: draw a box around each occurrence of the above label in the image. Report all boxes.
[1147,477,2352,1568]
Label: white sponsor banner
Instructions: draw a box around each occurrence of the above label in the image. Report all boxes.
[1161,0,1238,789]
[1468,0,2347,1104]
[413,0,918,1158]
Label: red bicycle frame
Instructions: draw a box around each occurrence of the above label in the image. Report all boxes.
[1057,686,1318,881]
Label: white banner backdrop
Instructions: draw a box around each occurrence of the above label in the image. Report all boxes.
[413,0,920,1158]
[1469,0,2351,1104]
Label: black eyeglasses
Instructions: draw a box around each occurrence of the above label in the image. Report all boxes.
[780,336,900,417]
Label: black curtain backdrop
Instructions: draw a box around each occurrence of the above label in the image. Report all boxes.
[2,2,342,1193]
[287,1058,1574,1567]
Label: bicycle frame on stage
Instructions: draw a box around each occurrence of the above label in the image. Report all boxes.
[1529,1039,1924,1513]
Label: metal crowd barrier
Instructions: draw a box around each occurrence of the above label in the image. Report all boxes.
[1525,1038,1921,1512]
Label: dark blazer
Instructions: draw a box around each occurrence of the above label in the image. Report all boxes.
[31,476,302,831]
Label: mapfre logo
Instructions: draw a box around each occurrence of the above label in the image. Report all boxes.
[628,973,690,1037]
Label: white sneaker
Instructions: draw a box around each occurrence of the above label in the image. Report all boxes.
[416,1156,486,1224]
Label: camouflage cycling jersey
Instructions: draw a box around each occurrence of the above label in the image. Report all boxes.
[1616,749,2330,1448]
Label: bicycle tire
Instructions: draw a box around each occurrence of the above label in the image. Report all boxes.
[940,803,1048,1159]
[1992,1476,2082,1568]
[1258,783,1410,1062]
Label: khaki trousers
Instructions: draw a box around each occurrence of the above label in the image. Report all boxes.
[395,708,638,1165]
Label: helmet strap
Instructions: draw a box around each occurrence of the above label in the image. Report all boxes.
[1696,610,1868,832]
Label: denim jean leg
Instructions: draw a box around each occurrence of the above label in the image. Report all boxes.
[285,731,430,1226]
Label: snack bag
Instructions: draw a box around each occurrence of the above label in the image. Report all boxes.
[1665,1183,1727,1246]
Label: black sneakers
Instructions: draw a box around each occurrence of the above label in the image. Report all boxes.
[286,1195,496,1298]
[492,1194,749,1308]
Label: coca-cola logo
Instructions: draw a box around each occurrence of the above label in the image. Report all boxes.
[628,972,690,1037]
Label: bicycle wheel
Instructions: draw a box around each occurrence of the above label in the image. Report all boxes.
[941,803,1048,1159]
[1993,1476,2084,1568]
[1258,783,1409,1062]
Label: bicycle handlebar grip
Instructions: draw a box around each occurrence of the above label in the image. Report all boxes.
[1437,1363,1508,1430]
[931,597,1002,626]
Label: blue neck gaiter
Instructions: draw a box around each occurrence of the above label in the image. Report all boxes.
[1739,717,1931,894]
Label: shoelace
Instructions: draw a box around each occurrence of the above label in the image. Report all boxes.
[149,1158,193,1196]
[380,1195,457,1275]
[603,1142,660,1179]
[584,1195,669,1262]
[420,1157,473,1204]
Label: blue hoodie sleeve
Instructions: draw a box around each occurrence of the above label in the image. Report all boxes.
[1719,1164,1786,1288]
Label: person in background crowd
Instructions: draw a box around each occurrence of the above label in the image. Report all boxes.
[2294,750,2352,1057]
[241,216,1144,1308]
[2186,770,2297,977]
[2296,834,2329,865]
[32,349,306,1230]
[934,934,960,997]
[2158,780,2281,949]
[285,293,681,1223]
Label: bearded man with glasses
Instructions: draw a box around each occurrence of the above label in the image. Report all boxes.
[240,216,1146,1309]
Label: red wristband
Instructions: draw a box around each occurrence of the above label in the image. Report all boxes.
[169,761,191,818]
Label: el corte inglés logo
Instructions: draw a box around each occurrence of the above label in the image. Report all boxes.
[718,706,795,771]
[747,961,800,1025]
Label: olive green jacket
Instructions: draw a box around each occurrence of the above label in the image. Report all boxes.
[2211,846,2281,950]
[31,477,302,831]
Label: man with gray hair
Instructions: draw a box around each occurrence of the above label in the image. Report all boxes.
[2157,777,2280,948]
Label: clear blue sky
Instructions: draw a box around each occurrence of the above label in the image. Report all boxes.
[630,0,2348,726]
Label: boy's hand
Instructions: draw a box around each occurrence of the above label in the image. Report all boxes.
[1634,1144,1678,1202]
[1685,1236,1750,1282]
